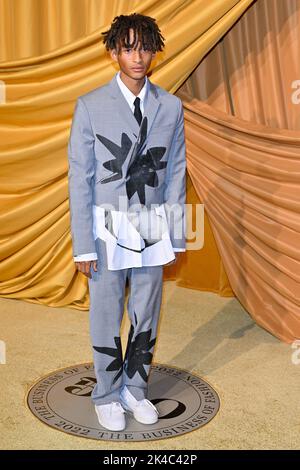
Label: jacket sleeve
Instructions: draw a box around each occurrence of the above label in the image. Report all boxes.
[67,97,97,258]
[163,98,187,251]
[73,252,98,262]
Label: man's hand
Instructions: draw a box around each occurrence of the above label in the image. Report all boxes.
[75,260,98,279]
[165,253,179,267]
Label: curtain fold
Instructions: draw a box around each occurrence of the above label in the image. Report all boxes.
[179,0,300,129]
[164,172,235,298]
[177,93,300,343]
[0,0,254,309]
[173,0,300,342]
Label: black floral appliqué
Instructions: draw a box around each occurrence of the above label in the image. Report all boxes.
[93,337,123,384]
[124,320,156,382]
[125,118,167,205]
[96,118,167,205]
[96,132,132,183]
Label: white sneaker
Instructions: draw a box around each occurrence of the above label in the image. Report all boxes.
[120,386,159,425]
[94,401,126,431]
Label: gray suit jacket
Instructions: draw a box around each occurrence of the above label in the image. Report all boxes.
[68,72,186,258]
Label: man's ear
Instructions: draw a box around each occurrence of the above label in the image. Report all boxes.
[110,48,118,63]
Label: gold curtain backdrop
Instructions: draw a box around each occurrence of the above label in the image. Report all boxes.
[0,0,253,306]
[0,0,299,343]
[180,0,300,130]
[175,0,300,343]
[180,97,300,344]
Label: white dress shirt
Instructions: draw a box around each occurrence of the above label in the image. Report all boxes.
[74,71,185,265]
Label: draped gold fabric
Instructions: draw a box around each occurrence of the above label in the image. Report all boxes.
[1,0,299,343]
[181,97,300,344]
[174,0,300,343]
[0,0,253,308]
[180,0,300,130]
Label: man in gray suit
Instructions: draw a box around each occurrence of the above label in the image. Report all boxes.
[68,12,186,431]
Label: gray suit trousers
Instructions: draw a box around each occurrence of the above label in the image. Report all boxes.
[88,237,163,405]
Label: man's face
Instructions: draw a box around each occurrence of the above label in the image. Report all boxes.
[110,28,156,79]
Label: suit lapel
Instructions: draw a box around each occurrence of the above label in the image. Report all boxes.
[142,80,160,136]
[108,72,161,138]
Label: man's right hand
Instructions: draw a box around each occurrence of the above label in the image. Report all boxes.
[75,260,98,279]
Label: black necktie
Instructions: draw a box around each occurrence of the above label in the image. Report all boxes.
[133,97,142,125]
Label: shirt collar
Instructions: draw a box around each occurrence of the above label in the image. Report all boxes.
[116,70,148,107]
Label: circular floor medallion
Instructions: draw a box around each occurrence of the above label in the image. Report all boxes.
[26,362,220,441]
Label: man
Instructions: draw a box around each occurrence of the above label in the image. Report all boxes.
[68,12,186,431]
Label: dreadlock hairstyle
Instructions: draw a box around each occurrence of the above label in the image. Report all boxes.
[101,13,165,53]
